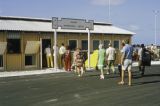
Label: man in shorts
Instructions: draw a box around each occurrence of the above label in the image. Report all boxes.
[118,40,133,86]
[106,43,116,74]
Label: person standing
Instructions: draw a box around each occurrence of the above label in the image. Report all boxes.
[150,44,155,60]
[138,44,146,76]
[59,43,66,69]
[73,48,80,72]
[97,44,106,79]
[45,45,53,68]
[138,44,151,76]
[118,40,133,86]
[106,43,116,74]
[64,46,71,71]
[75,49,85,77]
[53,44,59,68]
[118,41,125,76]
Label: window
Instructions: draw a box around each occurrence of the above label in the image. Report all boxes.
[7,39,21,53]
[81,40,88,50]
[7,32,21,54]
[0,55,3,67]
[69,40,77,51]
[93,40,100,50]
[114,40,120,49]
[25,55,36,66]
[104,40,110,49]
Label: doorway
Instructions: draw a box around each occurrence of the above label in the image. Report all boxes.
[0,55,3,69]
[42,39,51,68]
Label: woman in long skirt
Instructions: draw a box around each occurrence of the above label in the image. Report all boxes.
[97,44,106,79]
[64,46,71,71]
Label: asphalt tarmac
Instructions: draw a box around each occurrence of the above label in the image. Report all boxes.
[0,65,160,106]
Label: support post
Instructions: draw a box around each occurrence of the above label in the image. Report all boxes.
[40,38,42,69]
[87,28,91,69]
[54,29,57,69]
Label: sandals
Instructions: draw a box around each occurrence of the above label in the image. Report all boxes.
[118,81,132,86]
[118,81,124,85]
[128,83,131,86]
[100,75,104,79]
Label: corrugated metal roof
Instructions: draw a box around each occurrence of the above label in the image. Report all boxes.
[0,16,135,35]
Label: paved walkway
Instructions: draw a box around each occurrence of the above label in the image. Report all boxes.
[0,68,66,78]
[0,61,160,78]
[1,65,160,106]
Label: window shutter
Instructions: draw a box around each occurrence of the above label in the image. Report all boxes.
[0,42,7,55]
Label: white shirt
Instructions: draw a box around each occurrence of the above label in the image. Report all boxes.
[138,48,143,60]
[106,47,116,60]
[59,46,66,54]
[45,47,51,56]
[53,46,59,56]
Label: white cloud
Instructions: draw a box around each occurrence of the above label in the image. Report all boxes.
[128,25,139,31]
[91,0,126,6]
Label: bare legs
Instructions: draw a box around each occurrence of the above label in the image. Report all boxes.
[77,67,84,77]
[100,68,104,79]
[118,69,132,86]
[128,70,132,86]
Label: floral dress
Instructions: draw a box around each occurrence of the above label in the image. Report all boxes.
[64,50,71,71]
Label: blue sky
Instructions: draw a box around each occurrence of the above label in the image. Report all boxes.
[0,0,160,45]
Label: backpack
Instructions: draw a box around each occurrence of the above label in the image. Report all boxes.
[142,48,151,66]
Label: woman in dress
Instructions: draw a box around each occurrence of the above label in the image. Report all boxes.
[72,48,80,72]
[64,46,71,71]
[75,49,85,77]
[97,44,106,79]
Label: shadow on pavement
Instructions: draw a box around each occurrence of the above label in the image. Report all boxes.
[133,80,160,86]
[85,73,120,79]
[133,73,160,79]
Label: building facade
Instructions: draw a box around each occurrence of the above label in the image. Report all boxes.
[0,16,135,71]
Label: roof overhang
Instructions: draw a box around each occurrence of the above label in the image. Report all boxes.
[0,16,136,35]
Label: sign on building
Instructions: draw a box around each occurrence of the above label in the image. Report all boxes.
[52,17,94,30]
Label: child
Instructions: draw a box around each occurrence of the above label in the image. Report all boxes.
[75,51,85,77]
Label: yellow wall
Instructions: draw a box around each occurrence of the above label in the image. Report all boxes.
[0,31,132,71]
[6,54,22,71]
[64,33,130,64]
[6,32,22,70]
[0,32,5,41]
[5,32,42,70]
[57,33,67,46]
[23,32,40,69]
[0,32,7,70]
[57,33,132,64]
